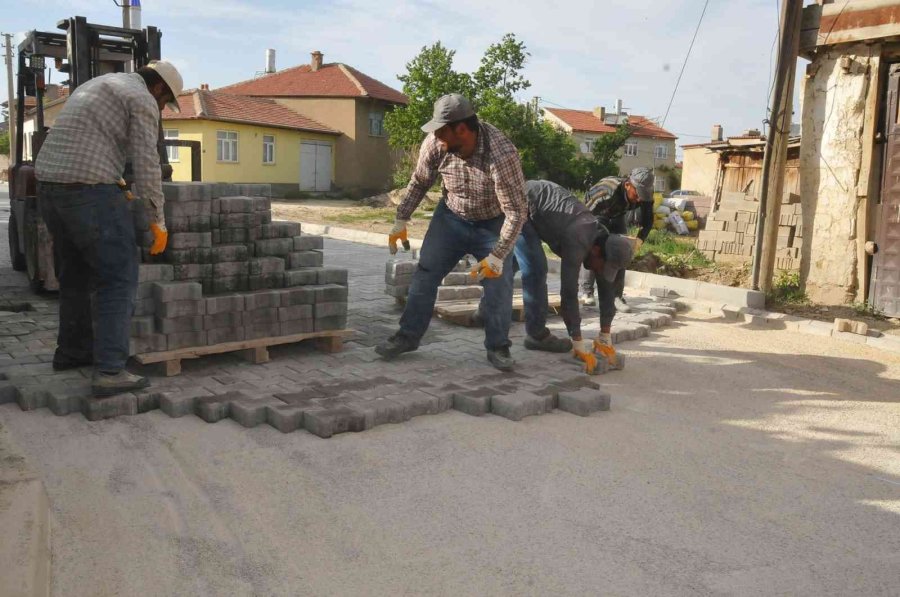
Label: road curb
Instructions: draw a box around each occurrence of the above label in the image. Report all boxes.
[0,420,52,597]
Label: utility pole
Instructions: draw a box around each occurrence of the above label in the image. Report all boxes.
[3,33,15,164]
[751,0,803,292]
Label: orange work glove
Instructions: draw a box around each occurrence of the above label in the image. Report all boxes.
[572,339,599,375]
[469,253,504,281]
[149,223,168,255]
[388,219,410,255]
[593,332,621,370]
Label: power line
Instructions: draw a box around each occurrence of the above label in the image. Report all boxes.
[662,0,709,127]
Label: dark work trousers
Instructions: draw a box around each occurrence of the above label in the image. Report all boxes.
[581,213,627,299]
[398,200,515,351]
[39,182,139,372]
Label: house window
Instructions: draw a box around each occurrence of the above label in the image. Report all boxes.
[217,130,238,162]
[654,144,668,159]
[369,111,385,137]
[654,176,666,193]
[263,135,275,164]
[623,142,638,157]
[582,139,594,153]
[164,129,179,162]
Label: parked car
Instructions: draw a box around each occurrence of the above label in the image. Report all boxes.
[667,189,701,198]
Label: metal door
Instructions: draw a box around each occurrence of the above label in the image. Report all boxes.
[300,141,332,192]
[873,64,900,317]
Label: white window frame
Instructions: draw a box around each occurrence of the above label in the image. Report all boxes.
[582,138,595,153]
[263,135,275,165]
[369,111,385,137]
[654,176,666,193]
[217,130,239,163]
[164,129,179,162]
[623,142,638,157]
[654,144,668,159]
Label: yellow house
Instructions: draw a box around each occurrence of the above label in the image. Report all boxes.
[161,88,341,196]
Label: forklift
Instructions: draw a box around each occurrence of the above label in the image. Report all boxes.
[7,15,200,291]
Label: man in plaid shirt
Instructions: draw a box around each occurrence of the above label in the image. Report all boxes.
[35,60,182,396]
[376,94,528,371]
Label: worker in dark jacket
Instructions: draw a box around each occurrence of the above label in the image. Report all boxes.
[580,166,655,312]
[506,180,635,374]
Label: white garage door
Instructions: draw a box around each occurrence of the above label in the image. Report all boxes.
[300,141,333,192]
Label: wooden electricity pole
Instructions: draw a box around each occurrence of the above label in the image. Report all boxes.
[3,33,15,164]
[752,0,803,292]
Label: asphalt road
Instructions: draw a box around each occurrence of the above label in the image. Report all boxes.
[1,296,899,595]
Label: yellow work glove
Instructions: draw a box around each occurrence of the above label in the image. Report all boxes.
[388,219,410,255]
[572,339,598,375]
[593,332,619,368]
[149,222,168,255]
[470,253,504,281]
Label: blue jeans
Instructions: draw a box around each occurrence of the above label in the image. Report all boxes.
[39,183,139,372]
[399,201,514,350]
[513,221,550,339]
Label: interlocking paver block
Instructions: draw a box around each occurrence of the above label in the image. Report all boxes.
[281,318,314,335]
[243,290,281,310]
[213,197,253,213]
[313,284,349,303]
[314,302,347,318]
[130,333,168,355]
[437,286,483,301]
[157,300,206,319]
[160,388,212,417]
[384,284,409,298]
[261,222,302,239]
[211,244,250,263]
[558,388,611,416]
[292,235,324,251]
[315,315,347,332]
[491,390,546,421]
[451,387,494,416]
[245,321,281,340]
[213,261,250,278]
[205,276,249,295]
[172,263,213,281]
[83,393,138,421]
[386,390,444,418]
[345,398,409,429]
[302,406,366,438]
[219,213,262,230]
[130,316,155,337]
[47,382,91,416]
[168,232,212,250]
[245,308,279,326]
[207,326,246,345]
[277,287,315,306]
[15,386,50,411]
[386,260,417,276]
[316,268,349,285]
[167,331,207,350]
[138,264,174,283]
[155,315,204,334]
[230,397,282,428]
[205,294,244,315]
[153,282,203,303]
[287,251,323,269]
[265,403,306,433]
[135,391,162,414]
[249,257,286,276]
[204,310,244,330]
[0,381,18,405]
[278,304,313,322]
[255,238,294,257]
[284,269,319,287]
[196,392,246,423]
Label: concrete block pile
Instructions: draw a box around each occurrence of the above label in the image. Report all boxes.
[129,182,348,354]
[697,191,803,270]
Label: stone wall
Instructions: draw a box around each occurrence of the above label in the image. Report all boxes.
[800,44,879,304]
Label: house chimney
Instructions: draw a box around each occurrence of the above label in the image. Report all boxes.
[593,106,606,120]
[265,49,276,74]
[615,98,623,115]
[711,124,723,142]
[311,51,323,72]
[200,83,209,91]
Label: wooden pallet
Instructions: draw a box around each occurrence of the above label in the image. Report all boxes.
[133,329,354,376]
[435,294,562,327]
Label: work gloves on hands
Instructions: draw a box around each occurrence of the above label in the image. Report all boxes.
[149,223,168,255]
[388,219,411,255]
[572,338,599,375]
[470,253,504,281]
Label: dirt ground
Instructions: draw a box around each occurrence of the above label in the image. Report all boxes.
[273,200,900,337]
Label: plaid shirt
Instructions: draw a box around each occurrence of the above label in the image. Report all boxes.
[35,73,165,227]
[397,122,527,259]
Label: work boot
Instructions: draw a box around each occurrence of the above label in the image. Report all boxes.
[53,353,93,371]
[486,346,515,371]
[614,296,632,313]
[523,331,572,353]
[91,370,150,397]
[375,332,418,360]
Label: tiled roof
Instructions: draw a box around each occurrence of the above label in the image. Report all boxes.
[216,62,408,105]
[544,108,677,140]
[161,89,340,135]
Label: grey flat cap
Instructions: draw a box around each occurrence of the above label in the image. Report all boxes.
[629,167,655,203]
[421,93,476,133]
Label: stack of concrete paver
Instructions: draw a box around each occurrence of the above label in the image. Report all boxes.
[697,191,803,270]
[129,182,348,354]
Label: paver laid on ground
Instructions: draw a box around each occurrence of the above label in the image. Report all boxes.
[0,237,680,436]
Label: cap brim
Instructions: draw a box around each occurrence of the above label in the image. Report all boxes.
[602,262,619,283]
[421,119,446,133]
[633,183,653,203]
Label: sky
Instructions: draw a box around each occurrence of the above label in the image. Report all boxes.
[2,0,802,154]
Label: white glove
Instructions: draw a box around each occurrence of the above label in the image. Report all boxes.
[572,339,589,354]
[596,332,612,346]
[388,219,410,255]
[390,219,408,235]
[470,253,504,281]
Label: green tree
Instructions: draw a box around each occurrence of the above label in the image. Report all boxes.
[0,131,9,157]
[572,123,633,189]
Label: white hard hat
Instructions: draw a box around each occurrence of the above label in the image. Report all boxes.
[147,59,183,113]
